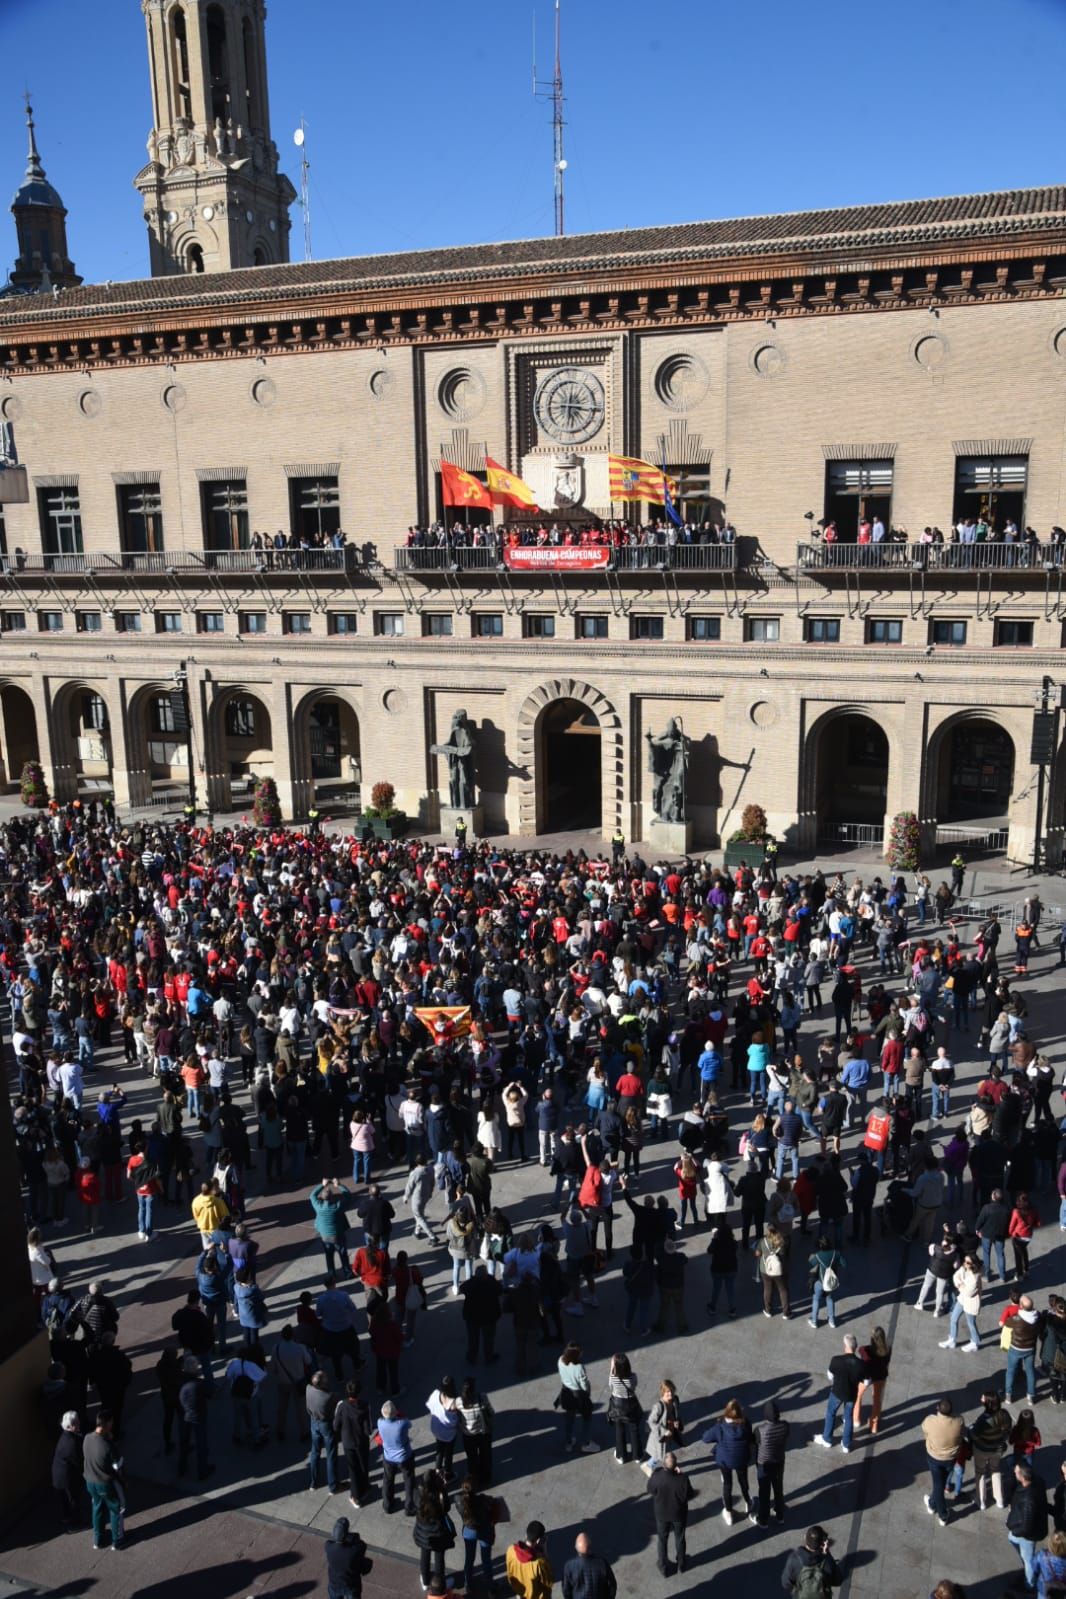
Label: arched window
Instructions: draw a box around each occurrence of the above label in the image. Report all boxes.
[206,4,231,125]
[242,16,260,130]
[253,245,268,267]
[187,242,205,274]
[171,6,192,121]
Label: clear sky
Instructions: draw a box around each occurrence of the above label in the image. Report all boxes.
[1,0,1065,287]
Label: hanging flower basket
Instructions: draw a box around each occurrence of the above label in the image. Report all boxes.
[887,810,920,872]
[252,776,282,827]
[20,760,48,808]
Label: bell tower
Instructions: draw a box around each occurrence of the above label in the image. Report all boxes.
[7,100,81,294]
[133,0,295,277]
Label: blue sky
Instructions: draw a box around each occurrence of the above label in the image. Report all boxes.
[2,0,1065,286]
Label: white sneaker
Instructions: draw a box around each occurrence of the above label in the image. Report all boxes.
[961,1341,979,1353]
[807,1319,818,1328]
[923,1494,934,1514]
[912,1303,925,1312]
[814,1435,832,1449]
[451,1286,460,1297]
[579,1441,599,1454]
[721,1508,733,1525]
[937,1339,956,1349]
[841,1445,850,1454]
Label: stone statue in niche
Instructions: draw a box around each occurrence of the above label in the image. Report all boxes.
[646,717,687,824]
[431,709,477,810]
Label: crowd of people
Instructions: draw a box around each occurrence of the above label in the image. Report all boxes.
[403,520,735,554]
[808,515,1066,561]
[6,799,1065,1597]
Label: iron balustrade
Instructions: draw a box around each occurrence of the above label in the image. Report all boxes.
[395,543,738,573]
[798,540,1062,572]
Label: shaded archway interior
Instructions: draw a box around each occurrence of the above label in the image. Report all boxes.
[816,713,889,824]
[0,685,39,784]
[937,718,1015,823]
[539,698,601,832]
[306,695,360,787]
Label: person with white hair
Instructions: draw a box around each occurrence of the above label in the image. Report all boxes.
[51,1410,83,1531]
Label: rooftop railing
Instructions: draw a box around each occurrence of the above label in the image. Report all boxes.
[798,540,1063,572]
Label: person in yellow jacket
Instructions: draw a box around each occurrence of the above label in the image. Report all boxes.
[506,1520,554,1599]
[191,1180,230,1247]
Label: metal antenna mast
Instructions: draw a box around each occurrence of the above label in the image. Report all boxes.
[293,119,311,262]
[533,0,566,235]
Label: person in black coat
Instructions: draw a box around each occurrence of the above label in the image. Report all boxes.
[781,1524,842,1591]
[51,1411,84,1531]
[324,1515,371,1599]
[460,1265,502,1364]
[647,1451,694,1576]
[561,1530,617,1599]
[412,1472,455,1592]
[333,1381,372,1507]
[1006,1462,1049,1589]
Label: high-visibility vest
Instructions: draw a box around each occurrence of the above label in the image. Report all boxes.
[864,1111,891,1153]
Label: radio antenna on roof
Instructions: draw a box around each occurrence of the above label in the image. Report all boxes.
[533,0,566,236]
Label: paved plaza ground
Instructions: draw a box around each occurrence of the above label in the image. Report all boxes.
[0,835,1062,1599]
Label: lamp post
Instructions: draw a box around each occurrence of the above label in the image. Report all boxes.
[173,660,196,822]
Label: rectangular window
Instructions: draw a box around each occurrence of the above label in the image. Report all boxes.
[422,614,453,637]
[37,486,83,556]
[866,618,903,644]
[523,614,556,639]
[824,458,894,541]
[953,454,1028,535]
[631,616,665,641]
[84,693,107,732]
[745,617,780,643]
[152,696,178,734]
[687,615,721,641]
[155,611,182,633]
[117,482,164,553]
[201,479,249,551]
[472,613,503,638]
[37,610,63,632]
[576,614,608,640]
[289,475,340,541]
[283,611,312,635]
[930,619,967,647]
[147,739,185,767]
[374,612,404,637]
[804,617,841,643]
[114,611,142,634]
[225,700,257,738]
[197,611,225,634]
[76,610,101,633]
[238,611,267,635]
[0,611,26,632]
[994,619,1034,647]
[327,612,358,636]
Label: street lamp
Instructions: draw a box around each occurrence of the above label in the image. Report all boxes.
[172,661,197,822]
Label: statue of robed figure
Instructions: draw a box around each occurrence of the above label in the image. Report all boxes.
[431,709,477,810]
[645,717,688,824]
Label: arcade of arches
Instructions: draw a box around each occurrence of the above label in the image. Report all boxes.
[0,677,1047,862]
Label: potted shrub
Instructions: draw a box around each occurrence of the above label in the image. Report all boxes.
[887,810,920,872]
[20,760,48,808]
[252,775,282,827]
[723,802,769,868]
[363,779,407,840]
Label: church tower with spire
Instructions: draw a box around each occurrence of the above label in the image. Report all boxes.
[133,0,295,276]
[5,100,81,295]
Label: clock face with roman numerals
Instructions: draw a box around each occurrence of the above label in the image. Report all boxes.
[533,367,606,445]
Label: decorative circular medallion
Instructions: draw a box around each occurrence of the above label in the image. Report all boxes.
[533,366,606,444]
[749,700,778,728]
[437,366,486,422]
[751,344,784,378]
[77,389,102,418]
[0,395,22,422]
[1052,327,1066,360]
[161,383,187,414]
[250,376,277,408]
[382,687,408,716]
[368,368,394,399]
[654,352,710,412]
[913,333,947,371]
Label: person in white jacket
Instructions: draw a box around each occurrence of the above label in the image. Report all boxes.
[939,1255,983,1352]
[702,1158,735,1229]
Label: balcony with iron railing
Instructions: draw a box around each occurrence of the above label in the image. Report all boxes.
[0,546,368,578]
[797,539,1065,573]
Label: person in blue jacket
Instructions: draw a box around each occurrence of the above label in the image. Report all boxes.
[702,1397,755,1525]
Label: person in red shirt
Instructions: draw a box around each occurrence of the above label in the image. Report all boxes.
[353,1242,391,1308]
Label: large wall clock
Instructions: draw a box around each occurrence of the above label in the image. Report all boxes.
[533,366,606,445]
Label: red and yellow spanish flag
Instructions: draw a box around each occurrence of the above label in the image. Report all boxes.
[485,457,539,511]
[440,460,493,509]
[414,1005,472,1045]
[608,455,679,504]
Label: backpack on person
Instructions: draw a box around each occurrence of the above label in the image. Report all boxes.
[820,1255,840,1293]
[794,1563,832,1599]
[763,1248,783,1278]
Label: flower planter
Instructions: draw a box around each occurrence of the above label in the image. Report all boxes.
[370,813,407,841]
[723,840,764,870]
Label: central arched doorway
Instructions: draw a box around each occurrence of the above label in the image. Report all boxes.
[291,690,361,816]
[207,689,273,812]
[936,718,1015,823]
[539,698,601,831]
[812,711,889,846]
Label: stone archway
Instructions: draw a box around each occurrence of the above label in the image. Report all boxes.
[206,686,273,813]
[125,682,191,807]
[49,681,115,801]
[0,683,39,789]
[515,678,622,839]
[290,688,361,818]
[927,712,1016,826]
[797,703,891,851]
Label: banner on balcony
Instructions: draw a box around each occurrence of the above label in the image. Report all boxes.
[503,546,611,572]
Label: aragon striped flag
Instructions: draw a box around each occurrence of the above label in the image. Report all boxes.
[608,454,679,504]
